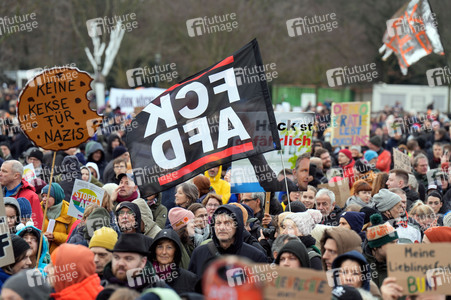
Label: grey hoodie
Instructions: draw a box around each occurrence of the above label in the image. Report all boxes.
[132,198,161,238]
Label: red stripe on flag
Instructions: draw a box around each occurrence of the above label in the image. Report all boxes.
[158,141,254,186]
[163,56,235,93]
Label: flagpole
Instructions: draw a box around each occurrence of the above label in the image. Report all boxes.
[279,152,291,212]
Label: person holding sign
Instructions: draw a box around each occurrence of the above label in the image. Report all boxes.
[41,183,76,253]
[0,235,32,289]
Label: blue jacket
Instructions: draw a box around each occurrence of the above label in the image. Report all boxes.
[0,268,11,290]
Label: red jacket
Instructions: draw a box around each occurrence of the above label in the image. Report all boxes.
[376,149,392,173]
[51,274,103,300]
[342,159,355,188]
[12,179,43,229]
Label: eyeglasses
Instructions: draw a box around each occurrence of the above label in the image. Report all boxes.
[241,198,256,203]
[206,203,219,208]
[118,210,135,217]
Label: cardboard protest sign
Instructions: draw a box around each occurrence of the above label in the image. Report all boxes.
[263,265,332,300]
[68,179,105,219]
[17,67,102,151]
[331,102,370,147]
[126,39,280,197]
[22,163,37,182]
[318,178,350,209]
[393,148,412,173]
[0,191,15,268]
[230,112,314,193]
[109,87,165,115]
[387,243,451,296]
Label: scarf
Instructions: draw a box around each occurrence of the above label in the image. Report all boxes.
[116,190,139,203]
[46,202,63,220]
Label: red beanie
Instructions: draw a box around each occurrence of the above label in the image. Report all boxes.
[339,149,353,161]
[424,227,451,243]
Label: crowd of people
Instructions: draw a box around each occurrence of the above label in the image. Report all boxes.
[0,83,450,299]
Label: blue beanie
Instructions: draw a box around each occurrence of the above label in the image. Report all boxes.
[16,198,32,219]
[41,183,65,204]
[364,150,378,162]
[340,211,365,234]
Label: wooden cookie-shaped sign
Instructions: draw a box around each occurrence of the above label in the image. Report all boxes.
[18,67,103,151]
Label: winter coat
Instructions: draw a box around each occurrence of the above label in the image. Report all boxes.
[42,200,77,253]
[376,148,391,173]
[150,202,168,230]
[6,178,43,229]
[320,206,343,226]
[188,205,267,276]
[0,268,11,289]
[51,274,103,300]
[275,240,310,268]
[363,240,387,288]
[102,160,117,184]
[132,198,161,238]
[149,229,199,294]
[403,186,420,212]
[299,235,322,270]
[204,165,231,204]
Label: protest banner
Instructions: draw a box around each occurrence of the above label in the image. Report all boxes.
[68,179,105,219]
[126,39,280,197]
[230,112,314,193]
[0,191,15,268]
[318,178,350,208]
[22,163,37,182]
[330,101,370,147]
[263,265,331,299]
[393,148,412,173]
[387,243,451,296]
[109,87,166,115]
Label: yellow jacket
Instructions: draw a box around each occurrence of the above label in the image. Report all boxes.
[42,200,77,254]
[205,165,231,204]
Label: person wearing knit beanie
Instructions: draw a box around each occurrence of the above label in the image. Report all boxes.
[364,150,378,164]
[16,197,32,220]
[28,148,44,163]
[338,149,353,163]
[30,178,47,195]
[168,207,195,231]
[350,145,362,159]
[373,189,403,220]
[423,226,451,243]
[275,240,311,268]
[369,136,382,149]
[47,243,103,297]
[89,227,118,276]
[277,212,293,229]
[339,211,365,236]
[2,269,51,300]
[286,201,306,212]
[354,159,372,174]
[283,209,322,236]
[41,183,66,205]
[0,234,31,287]
[112,145,127,160]
[367,214,398,248]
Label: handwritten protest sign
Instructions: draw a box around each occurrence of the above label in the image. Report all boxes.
[331,102,370,147]
[17,67,102,151]
[0,191,15,268]
[263,265,332,299]
[387,243,451,296]
[393,148,412,173]
[318,178,350,209]
[68,179,105,219]
[22,163,37,183]
[230,112,314,193]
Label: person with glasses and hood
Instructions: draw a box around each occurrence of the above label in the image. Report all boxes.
[149,229,198,294]
[188,204,267,276]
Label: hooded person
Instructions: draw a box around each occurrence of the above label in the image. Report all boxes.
[2,269,51,300]
[68,207,112,247]
[188,204,267,276]
[149,229,199,294]
[132,198,162,239]
[55,155,82,201]
[81,165,103,188]
[46,243,103,299]
[41,183,77,253]
[17,225,50,274]
[274,240,311,268]
[204,166,231,204]
[86,162,101,182]
[4,197,21,233]
[115,202,142,234]
[331,250,372,294]
[85,141,107,182]
[281,209,323,270]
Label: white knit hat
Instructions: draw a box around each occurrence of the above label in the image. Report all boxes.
[285,209,322,236]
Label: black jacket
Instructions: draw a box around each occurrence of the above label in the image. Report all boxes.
[402,186,420,211]
[149,229,198,294]
[56,155,82,201]
[320,206,343,226]
[188,205,267,276]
